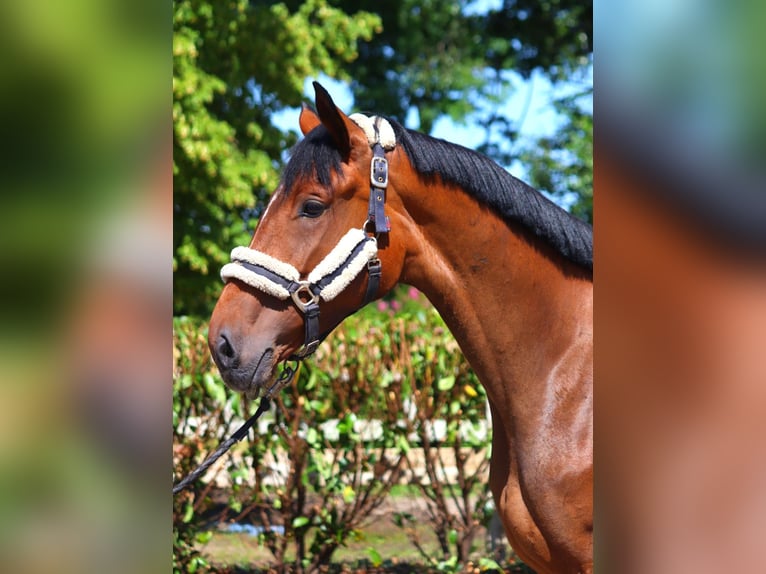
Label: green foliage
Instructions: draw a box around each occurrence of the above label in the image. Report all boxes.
[173,315,222,574]
[173,521,211,574]
[483,0,592,81]
[173,0,380,315]
[388,319,494,567]
[340,0,487,133]
[2,0,167,335]
[340,0,591,132]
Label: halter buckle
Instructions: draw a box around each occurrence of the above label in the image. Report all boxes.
[290,281,319,313]
[371,156,388,188]
[298,339,320,357]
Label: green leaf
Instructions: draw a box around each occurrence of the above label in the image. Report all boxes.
[182,501,194,523]
[396,433,411,454]
[478,557,503,571]
[203,372,226,404]
[367,547,382,567]
[308,399,324,412]
[305,370,317,391]
[437,555,458,571]
[195,531,213,544]
[447,528,458,545]
[179,373,192,389]
[437,375,455,391]
[292,516,310,529]
[306,427,320,446]
[230,391,241,415]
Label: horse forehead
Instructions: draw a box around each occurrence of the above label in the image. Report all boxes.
[264,152,370,226]
[250,191,292,250]
[259,184,297,224]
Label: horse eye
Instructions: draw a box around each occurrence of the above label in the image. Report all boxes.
[301,200,326,218]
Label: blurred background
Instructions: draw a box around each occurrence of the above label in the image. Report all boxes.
[0,0,170,572]
[596,1,766,572]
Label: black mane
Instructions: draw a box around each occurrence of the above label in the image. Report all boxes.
[282,120,593,271]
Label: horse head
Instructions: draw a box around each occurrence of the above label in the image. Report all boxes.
[208,82,408,397]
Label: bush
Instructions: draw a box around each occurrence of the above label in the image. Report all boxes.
[173,290,496,572]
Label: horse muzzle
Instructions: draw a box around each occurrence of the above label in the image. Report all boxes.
[209,327,277,395]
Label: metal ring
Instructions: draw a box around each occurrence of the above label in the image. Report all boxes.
[290,282,319,313]
[362,220,381,241]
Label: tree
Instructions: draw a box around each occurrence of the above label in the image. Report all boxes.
[338,0,592,133]
[333,0,592,221]
[173,0,380,314]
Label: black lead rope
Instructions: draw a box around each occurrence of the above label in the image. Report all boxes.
[172,396,271,495]
[173,363,298,495]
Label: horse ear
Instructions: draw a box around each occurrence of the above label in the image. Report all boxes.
[312,81,366,160]
[299,103,321,135]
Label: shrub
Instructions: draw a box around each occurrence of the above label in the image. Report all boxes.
[173,290,496,572]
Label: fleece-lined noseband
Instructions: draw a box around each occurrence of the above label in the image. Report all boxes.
[220,114,394,362]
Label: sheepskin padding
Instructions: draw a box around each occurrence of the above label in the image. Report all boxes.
[230,246,301,282]
[306,229,378,301]
[221,229,377,304]
[220,262,291,300]
[220,246,300,299]
[307,228,369,283]
[349,113,396,151]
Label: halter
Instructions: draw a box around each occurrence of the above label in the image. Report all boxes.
[220,114,395,365]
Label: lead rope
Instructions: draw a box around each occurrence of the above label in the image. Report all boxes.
[172,362,298,495]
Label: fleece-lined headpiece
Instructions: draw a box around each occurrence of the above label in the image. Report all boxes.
[349,114,396,150]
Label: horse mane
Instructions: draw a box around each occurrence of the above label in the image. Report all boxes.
[282,120,593,271]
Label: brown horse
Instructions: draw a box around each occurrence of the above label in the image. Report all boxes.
[209,83,593,573]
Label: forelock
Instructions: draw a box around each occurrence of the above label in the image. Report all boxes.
[281,126,343,194]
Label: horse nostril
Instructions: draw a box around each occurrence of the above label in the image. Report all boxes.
[219,334,234,358]
[214,332,237,369]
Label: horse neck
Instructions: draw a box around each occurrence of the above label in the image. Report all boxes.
[392,159,593,416]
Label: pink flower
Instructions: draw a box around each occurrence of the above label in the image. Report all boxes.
[391,300,401,311]
[407,287,420,300]
[376,300,388,312]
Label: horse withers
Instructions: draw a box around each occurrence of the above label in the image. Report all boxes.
[209,83,593,573]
